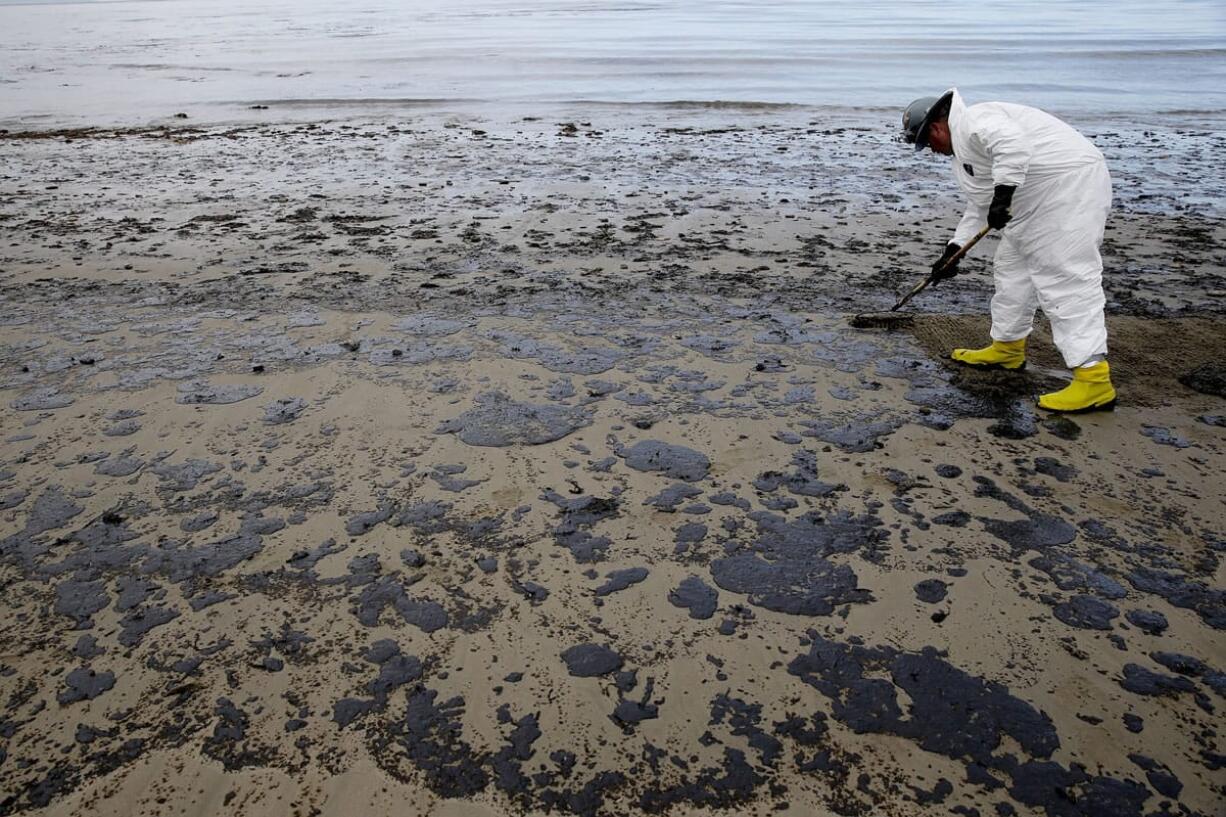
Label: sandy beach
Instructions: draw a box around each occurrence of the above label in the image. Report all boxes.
[1,109,1224,817]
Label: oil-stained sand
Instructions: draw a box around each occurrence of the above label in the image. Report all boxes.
[1,113,1224,817]
[908,315,1226,407]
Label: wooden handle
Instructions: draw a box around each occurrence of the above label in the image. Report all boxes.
[888,224,992,312]
[935,224,991,274]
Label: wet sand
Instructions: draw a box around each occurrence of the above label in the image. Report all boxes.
[1,110,1224,817]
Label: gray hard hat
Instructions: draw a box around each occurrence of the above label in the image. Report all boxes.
[902,90,953,150]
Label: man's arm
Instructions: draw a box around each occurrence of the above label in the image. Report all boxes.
[977,111,1032,188]
[960,111,1032,234]
[952,200,987,246]
[949,108,1032,246]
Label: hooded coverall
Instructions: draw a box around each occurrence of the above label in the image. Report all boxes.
[946,88,1112,368]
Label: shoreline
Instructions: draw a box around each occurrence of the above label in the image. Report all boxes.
[4,99,1226,137]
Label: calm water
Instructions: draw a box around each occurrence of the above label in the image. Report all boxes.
[2,0,1225,126]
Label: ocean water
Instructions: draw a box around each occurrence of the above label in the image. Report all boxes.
[1,0,1225,126]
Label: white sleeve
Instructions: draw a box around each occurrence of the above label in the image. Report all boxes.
[952,200,987,246]
[976,112,1032,188]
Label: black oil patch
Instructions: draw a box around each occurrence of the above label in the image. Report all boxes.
[1033,457,1077,482]
[709,510,882,616]
[353,574,449,633]
[789,634,1058,765]
[618,440,710,482]
[10,387,74,411]
[180,510,219,533]
[1149,651,1209,677]
[708,491,750,511]
[1140,424,1191,448]
[914,579,948,604]
[263,397,308,424]
[643,483,702,511]
[0,488,28,510]
[1118,664,1210,712]
[668,576,719,619]
[796,415,902,453]
[1041,415,1082,440]
[1028,553,1126,599]
[1123,608,1172,632]
[611,677,659,731]
[560,644,624,677]
[204,697,274,771]
[143,519,274,583]
[708,693,783,766]
[752,449,845,497]
[595,568,649,597]
[782,633,1162,814]
[1050,594,1119,630]
[149,458,223,492]
[175,381,264,405]
[1128,753,1183,799]
[429,464,485,493]
[103,418,141,437]
[635,748,762,813]
[56,667,115,705]
[972,477,1077,553]
[117,605,180,647]
[1178,362,1226,397]
[95,456,144,477]
[436,391,592,446]
[1126,567,1225,630]
[332,641,423,729]
[542,491,617,563]
[54,579,109,629]
[393,314,470,337]
[346,503,395,536]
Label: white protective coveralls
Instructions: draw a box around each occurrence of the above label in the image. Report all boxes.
[946,88,1112,368]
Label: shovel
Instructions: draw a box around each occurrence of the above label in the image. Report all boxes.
[849,224,992,329]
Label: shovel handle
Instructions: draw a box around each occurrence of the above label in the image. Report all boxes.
[936,224,992,273]
[890,224,992,312]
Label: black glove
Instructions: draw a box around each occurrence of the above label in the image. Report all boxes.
[988,184,1016,230]
[930,242,962,284]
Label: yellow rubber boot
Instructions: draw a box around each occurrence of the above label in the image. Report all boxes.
[1038,361,1117,412]
[950,339,1026,370]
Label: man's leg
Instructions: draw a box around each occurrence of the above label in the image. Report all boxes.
[1033,243,1108,369]
[1033,163,1115,411]
[951,237,1035,369]
[990,237,1041,343]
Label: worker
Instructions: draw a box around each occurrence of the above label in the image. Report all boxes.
[902,88,1117,412]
